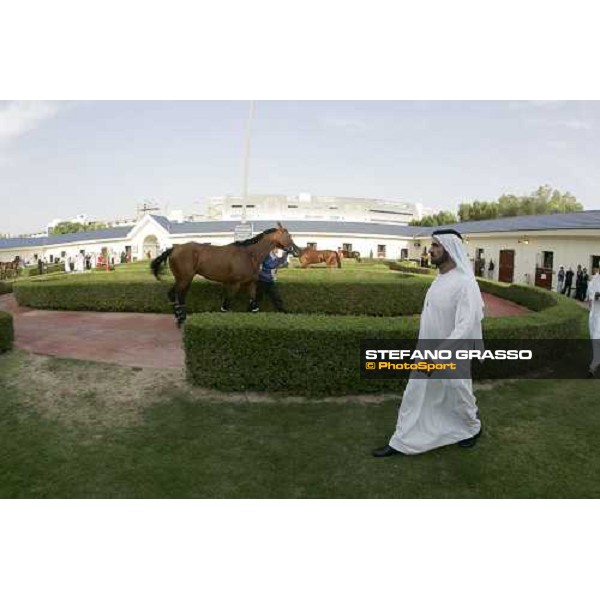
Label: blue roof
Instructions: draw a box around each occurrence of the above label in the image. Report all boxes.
[3,211,599,250]
[421,211,600,236]
[0,226,132,249]
[0,237,50,249]
[150,214,172,232]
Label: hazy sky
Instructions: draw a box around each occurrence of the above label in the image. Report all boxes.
[1,100,599,235]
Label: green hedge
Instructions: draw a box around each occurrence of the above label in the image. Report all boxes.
[387,261,436,276]
[0,281,13,295]
[22,263,67,277]
[185,281,586,395]
[12,270,587,395]
[185,313,420,395]
[14,273,431,316]
[0,311,13,353]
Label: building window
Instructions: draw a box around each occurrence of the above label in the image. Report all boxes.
[342,243,352,252]
[61,251,66,258]
[287,205,298,209]
[377,245,386,258]
[245,205,255,208]
[543,251,554,269]
[307,242,317,250]
[231,204,243,208]
[401,248,408,260]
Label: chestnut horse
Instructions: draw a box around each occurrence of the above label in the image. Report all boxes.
[151,223,299,326]
[0,257,20,280]
[299,248,341,269]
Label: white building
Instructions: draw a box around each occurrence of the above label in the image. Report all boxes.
[2,211,599,294]
[203,193,419,225]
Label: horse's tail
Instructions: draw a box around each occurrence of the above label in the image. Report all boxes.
[151,248,173,280]
[335,252,341,268]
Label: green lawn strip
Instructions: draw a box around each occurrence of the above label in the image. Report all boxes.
[1,352,599,498]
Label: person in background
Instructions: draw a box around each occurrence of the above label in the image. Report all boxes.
[581,268,590,302]
[575,265,584,300]
[251,247,290,313]
[586,269,600,377]
[564,267,574,297]
[556,266,565,294]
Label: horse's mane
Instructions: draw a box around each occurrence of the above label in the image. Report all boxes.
[233,228,277,247]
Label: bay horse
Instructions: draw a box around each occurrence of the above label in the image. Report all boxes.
[151,222,299,326]
[298,248,341,269]
[342,250,361,262]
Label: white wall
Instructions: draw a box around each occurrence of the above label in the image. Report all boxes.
[456,234,600,290]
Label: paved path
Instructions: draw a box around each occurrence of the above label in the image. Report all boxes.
[0,294,184,369]
[0,292,530,369]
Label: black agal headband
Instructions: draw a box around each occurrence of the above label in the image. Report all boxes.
[432,228,463,240]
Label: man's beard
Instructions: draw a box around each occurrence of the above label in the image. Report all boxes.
[431,250,450,267]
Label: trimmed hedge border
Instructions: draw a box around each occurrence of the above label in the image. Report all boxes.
[0,281,13,295]
[13,274,431,317]
[12,272,586,395]
[387,261,436,276]
[185,281,586,395]
[0,311,13,353]
[185,313,421,395]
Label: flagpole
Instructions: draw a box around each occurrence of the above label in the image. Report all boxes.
[242,100,255,224]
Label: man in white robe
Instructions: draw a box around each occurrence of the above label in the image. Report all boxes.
[587,271,600,377]
[373,229,485,456]
[75,252,85,273]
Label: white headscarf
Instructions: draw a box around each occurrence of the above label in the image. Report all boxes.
[433,231,485,319]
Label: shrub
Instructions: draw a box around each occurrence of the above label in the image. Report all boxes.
[13,269,586,394]
[0,311,13,353]
[0,281,13,295]
[185,313,419,395]
[22,264,66,277]
[387,261,436,276]
[184,281,586,395]
[14,272,431,316]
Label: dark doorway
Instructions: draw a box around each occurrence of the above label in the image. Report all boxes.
[535,251,554,289]
[499,250,515,283]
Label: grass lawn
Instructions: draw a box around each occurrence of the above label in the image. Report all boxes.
[22,258,395,285]
[1,350,598,498]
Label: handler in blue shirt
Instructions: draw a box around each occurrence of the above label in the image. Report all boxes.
[252,248,289,312]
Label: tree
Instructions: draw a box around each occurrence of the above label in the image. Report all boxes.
[458,185,583,222]
[50,221,109,236]
[410,210,458,227]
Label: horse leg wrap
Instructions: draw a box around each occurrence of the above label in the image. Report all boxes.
[174,303,186,323]
[178,304,187,323]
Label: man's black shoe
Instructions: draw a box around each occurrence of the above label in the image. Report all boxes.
[372,444,403,458]
[457,427,482,448]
